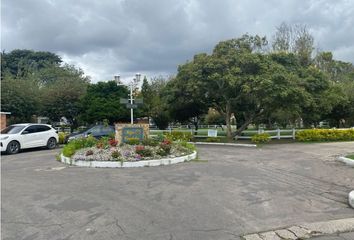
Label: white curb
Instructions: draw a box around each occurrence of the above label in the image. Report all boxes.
[338,156,354,167]
[191,142,257,147]
[349,191,354,209]
[60,151,197,168]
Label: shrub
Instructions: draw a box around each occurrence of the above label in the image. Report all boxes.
[111,150,121,159]
[135,148,153,157]
[205,137,221,142]
[156,147,168,156]
[58,132,68,144]
[160,141,172,154]
[251,133,271,144]
[164,131,193,141]
[296,129,354,142]
[142,138,159,146]
[179,141,196,152]
[62,145,76,157]
[126,138,141,145]
[152,133,165,142]
[62,136,98,157]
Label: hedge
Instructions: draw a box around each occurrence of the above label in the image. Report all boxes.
[296,129,354,142]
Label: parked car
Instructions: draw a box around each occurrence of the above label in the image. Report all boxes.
[0,123,59,154]
[64,125,115,143]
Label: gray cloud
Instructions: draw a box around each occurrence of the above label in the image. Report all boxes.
[2,0,354,82]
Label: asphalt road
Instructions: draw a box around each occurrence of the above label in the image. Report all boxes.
[1,142,354,240]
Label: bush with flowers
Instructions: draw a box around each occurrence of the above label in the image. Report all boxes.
[62,135,196,162]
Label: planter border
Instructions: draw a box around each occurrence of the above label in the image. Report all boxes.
[349,191,354,209]
[60,151,197,168]
[338,156,354,167]
[191,142,257,147]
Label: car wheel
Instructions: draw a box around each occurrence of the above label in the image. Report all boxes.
[47,137,57,149]
[6,141,20,154]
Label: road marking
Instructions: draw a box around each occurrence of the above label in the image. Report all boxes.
[35,166,66,172]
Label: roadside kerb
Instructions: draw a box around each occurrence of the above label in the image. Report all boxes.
[60,151,197,168]
[349,191,354,208]
[338,156,354,167]
[191,142,257,147]
[242,218,354,240]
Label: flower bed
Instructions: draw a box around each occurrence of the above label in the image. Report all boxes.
[61,135,196,163]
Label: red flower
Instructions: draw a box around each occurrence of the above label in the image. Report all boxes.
[109,139,118,147]
[162,139,171,145]
[135,145,145,151]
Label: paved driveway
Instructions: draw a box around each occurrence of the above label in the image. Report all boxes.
[1,142,354,240]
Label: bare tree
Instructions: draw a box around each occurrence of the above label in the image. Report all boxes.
[272,22,314,66]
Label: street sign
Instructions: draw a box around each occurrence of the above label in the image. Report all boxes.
[126,104,138,109]
[135,99,143,104]
[122,127,144,143]
[208,129,218,137]
[120,98,129,104]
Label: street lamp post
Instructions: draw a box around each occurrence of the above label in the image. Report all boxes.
[115,73,141,124]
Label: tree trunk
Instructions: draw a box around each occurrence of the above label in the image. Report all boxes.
[225,101,232,139]
[193,117,199,135]
[233,117,253,136]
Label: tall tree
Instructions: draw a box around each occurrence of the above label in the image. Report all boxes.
[1,49,62,79]
[39,64,90,127]
[272,23,314,66]
[79,81,130,124]
[1,73,40,123]
[166,54,210,132]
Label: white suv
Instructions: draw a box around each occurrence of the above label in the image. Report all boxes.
[0,123,59,154]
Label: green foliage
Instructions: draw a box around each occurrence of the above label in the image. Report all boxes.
[125,138,141,145]
[159,142,172,154]
[58,132,68,144]
[346,155,354,160]
[164,131,193,141]
[142,138,159,146]
[156,148,168,156]
[1,75,40,123]
[205,137,221,142]
[1,49,62,78]
[135,148,153,157]
[96,137,110,149]
[179,141,196,152]
[296,129,354,142]
[111,150,121,159]
[62,136,98,157]
[152,133,165,142]
[251,133,271,144]
[79,81,130,124]
[140,76,171,129]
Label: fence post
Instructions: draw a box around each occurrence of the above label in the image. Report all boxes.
[292,128,296,139]
[277,128,280,139]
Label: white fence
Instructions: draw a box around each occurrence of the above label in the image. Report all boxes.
[234,129,296,140]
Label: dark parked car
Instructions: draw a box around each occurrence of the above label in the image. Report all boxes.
[65,125,115,143]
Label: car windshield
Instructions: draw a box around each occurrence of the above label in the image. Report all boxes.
[1,125,26,134]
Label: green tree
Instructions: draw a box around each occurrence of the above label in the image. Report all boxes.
[1,73,40,123]
[165,56,210,132]
[79,81,130,124]
[1,49,62,79]
[39,65,90,127]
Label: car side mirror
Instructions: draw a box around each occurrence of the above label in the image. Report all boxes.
[22,130,29,135]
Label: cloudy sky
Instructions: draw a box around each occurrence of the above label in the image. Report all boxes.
[2,0,354,83]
